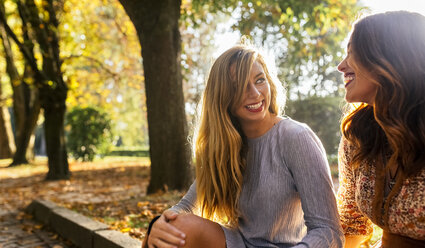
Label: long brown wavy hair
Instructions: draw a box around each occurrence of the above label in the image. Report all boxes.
[342,11,425,178]
[194,45,284,226]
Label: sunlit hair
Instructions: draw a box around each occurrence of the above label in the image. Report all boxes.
[193,44,285,226]
[342,11,425,177]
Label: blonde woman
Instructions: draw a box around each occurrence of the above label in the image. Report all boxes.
[337,11,425,247]
[144,45,343,248]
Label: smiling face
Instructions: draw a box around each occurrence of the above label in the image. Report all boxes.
[233,60,272,127]
[337,42,378,105]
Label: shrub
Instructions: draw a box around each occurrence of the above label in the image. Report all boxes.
[66,106,112,161]
[286,96,343,155]
[107,147,150,157]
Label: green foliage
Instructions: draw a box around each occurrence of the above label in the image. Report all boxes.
[286,96,343,155]
[66,106,112,161]
[107,148,149,157]
[61,0,148,147]
[190,0,365,97]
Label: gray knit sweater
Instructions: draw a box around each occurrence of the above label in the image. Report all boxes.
[170,117,344,247]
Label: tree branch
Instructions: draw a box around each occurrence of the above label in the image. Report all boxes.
[63,55,121,79]
[0,4,46,82]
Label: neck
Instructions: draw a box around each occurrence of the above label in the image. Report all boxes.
[241,113,280,139]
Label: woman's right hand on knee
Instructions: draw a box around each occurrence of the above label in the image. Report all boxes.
[147,210,186,248]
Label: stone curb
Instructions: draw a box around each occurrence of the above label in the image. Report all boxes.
[26,199,142,248]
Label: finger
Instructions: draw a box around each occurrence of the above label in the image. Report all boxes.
[159,221,186,239]
[163,210,178,221]
[141,234,148,248]
[153,216,186,239]
[152,225,186,245]
[150,229,185,248]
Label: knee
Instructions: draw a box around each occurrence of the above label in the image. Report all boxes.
[169,213,202,235]
[169,214,225,248]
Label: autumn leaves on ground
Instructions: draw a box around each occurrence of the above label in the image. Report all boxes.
[1,157,382,247]
[0,157,184,242]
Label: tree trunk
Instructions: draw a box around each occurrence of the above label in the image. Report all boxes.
[0,0,69,177]
[9,77,40,165]
[0,1,41,165]
[10,93,40,165]
[43,86,69,180]
[119,0,192,193]
[23,0,70,179]
[0,83,15,158]
[0,107,14,158]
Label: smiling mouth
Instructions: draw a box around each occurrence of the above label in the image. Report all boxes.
[245,100,264,112]
[344,73,355,87]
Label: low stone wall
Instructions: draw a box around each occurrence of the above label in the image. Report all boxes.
[26,199,142,248]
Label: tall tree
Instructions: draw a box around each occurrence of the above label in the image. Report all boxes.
[0,0,41,165]
[0,0,69,179]
[0,78,15,158]
[118,0,192,193]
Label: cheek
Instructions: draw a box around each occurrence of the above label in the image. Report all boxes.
[265,86,272,101]
[359,76,377,93]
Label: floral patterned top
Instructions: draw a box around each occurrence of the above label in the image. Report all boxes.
[336,138,425,240]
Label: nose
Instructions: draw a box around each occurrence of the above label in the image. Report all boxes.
[337,57,347,72]
[247,83,260,98]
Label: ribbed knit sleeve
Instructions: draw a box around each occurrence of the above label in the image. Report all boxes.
[282,124,345,247]
[169,181,197,214]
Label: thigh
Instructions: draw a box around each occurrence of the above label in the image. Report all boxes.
[169,213,226,248]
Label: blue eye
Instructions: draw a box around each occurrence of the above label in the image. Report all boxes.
[256,78,266,84]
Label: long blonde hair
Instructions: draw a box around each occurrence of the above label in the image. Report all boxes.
[194,45,284,226]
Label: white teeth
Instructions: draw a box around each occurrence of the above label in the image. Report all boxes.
[246,101,262,109]
[344,75,355,84]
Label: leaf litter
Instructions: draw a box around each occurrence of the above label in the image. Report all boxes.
[0,157,184,241]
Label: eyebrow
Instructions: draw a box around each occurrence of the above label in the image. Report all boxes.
[255,72,264,78]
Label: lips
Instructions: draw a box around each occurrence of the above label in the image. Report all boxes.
[344,73,355,87]
[245,100,264,112]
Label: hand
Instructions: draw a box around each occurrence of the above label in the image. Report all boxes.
[147,210,186,248]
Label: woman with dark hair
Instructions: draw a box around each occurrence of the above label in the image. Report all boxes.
[337,11,425,247]
[143,44,344,247]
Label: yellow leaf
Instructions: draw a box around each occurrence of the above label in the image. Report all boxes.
[137,201,149,208]
[121,227,131,233]
[278,14,286,25]
[286,7,293,16]
[141,209,153,218]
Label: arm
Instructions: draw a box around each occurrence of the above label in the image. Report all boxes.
[336,138,372,247]
[168,181,197,213]
[344,236,367,248]
[284,125,344,248]
[146,182,197,248]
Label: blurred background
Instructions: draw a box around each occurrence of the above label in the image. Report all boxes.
[1,0,424,246]
[1,0,424,167]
